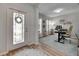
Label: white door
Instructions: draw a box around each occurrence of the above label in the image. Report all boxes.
[13,12,24,44]
[7,8,26,50]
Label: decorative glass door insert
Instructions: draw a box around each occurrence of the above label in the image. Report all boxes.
[13,12,24,44]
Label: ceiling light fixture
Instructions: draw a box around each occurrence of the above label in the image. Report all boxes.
[53,8,63,13]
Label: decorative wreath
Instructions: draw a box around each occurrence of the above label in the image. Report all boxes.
[15,16,22,24]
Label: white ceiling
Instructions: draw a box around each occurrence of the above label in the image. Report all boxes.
[38,3,79,17]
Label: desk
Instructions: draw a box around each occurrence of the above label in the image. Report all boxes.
[55,29,67,43]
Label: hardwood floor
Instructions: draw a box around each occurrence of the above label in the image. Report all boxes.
[6,44,40,56]
[1,43,65,56]
[40,42,65,56]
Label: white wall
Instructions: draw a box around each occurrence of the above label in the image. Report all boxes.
[0,3,39,53]
[39,13,49,36]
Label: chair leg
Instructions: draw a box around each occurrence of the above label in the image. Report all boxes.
[69,40,71,44]
[61,36,65,44]
[63,37,65,44]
